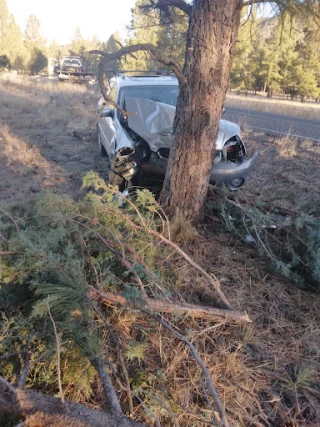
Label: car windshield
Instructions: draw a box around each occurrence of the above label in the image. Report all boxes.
[121,85,178,107]
[64,59,81,66]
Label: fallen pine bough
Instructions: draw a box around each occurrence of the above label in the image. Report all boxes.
[90,287,251,323]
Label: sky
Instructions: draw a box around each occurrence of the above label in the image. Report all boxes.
[6,0,137,44]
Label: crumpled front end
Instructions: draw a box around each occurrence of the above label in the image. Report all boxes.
[210,150,258,190]
[113,97,258,190]
[211,131,258,190]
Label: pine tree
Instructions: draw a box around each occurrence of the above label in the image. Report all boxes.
[25,14,45,45]
[230,9,260,92]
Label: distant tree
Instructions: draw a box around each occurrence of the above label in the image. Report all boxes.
[0,0,9,35]
[48,39,69,59]
[125,0,187,70]
[0,53,10,70]
[24,14,47,74]
[123,0,160,70]
[29,47,47,74]
[7,16,30,70]
[70,27,101,70]
[230,9,260,92]
[99,32,123,73]
[0,0,30,71]
[25,14,45,45]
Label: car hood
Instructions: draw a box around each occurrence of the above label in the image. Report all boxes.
[216,119,241,150]
[125,97,240,152]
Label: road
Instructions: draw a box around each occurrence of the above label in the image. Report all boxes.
[224,106,320,142]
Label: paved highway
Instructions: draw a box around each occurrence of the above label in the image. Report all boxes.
[224,106,320,142]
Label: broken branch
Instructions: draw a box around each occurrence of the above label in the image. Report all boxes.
[89,287,251,323]
[47,301,64,403]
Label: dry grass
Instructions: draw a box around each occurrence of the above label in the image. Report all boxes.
[237,129,320,213]
[0,75,106,202]
[106,256,320,426]
[225,92,320,121]
[1,76,320,426]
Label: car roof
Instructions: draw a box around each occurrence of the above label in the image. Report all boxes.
[111,75,178,89]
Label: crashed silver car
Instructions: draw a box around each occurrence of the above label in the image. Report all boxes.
[97,73,258,191]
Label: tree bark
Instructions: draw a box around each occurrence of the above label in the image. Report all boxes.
[160,0,243,222]
[0,387,149,427]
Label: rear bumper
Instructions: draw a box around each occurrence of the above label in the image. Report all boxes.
[210,150,258,190]
[58,73,92,82]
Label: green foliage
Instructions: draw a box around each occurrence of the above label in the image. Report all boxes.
[230,11,320,100]
[29,47,47,74]
[25,14,45,45]
[123,0,187,70]
[0,174,178,404]
[215,195,320,291]
[0,53,10,70]
[125,341,147,363]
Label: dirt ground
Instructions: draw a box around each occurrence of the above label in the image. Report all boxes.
[1,76,320,426]
[0,75,107,203]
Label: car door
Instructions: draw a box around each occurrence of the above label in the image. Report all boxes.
[99,84,117,157]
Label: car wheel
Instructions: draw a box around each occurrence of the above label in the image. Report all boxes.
[97,125,108,157]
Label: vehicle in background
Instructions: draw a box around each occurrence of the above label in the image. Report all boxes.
[97,71,258,192]
[55,56,92,83]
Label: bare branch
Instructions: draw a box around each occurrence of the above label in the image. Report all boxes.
[91,356,123,415]
[151,315,230,427]
[47,301,64,403]
[17,352,30,388]
[0,374,16,395]
[132,392,161,427]
[118,349,134,415]
[115,39,138,61]
[0,207,20,234]
[89,44,185,86]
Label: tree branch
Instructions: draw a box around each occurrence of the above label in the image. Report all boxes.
[89,287,251,323]
[91,356,123,415]
[140,0,192,17]
[0,386,149,427]
[148,315,230,427]
[89,44,185,87]
[47,301,64,403]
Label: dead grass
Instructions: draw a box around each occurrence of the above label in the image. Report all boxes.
[106,257,320,426]
[1,76,320,426]
[0,75,106,202]
[237,129,320,214]
[225,92,320,121]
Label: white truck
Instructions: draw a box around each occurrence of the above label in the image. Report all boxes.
[55,56,92,83]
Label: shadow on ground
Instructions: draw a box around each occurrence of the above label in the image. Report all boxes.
[0,77,108,203]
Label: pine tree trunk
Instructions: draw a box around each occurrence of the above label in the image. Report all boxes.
[160,0,242,222]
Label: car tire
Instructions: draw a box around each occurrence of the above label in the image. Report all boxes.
[109,169,126,191]
[97,125,108,157]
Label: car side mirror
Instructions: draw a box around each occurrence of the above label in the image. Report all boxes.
[101,106,114,118]
[222,107,226,114]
